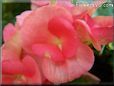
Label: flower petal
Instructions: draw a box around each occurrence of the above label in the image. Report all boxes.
[2,57,35,77]
[2,60,25,75]
[92,26,114,45]
[31,0,74,10]
[32,44,65,63]
[2,55,42,84]
[75,44,94,71]
[2,75,16,84]
[74,19,101,51]
[93,16,113,27]
[22,55,42,84]
[48,16,77,58]
[20,6,73,54]
[41,44,94,84]
[31,0,49,10]
[74,15,113,50]
[92,16,114,45]
[16,11,32,28]
[2,34,22,61]
[3,23,16,42]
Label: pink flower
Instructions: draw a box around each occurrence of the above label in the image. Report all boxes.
[73,13,113,51]
[2,1,113,84]
[2,6,94,84]
[2,22,42,84]
[19,6,94,84]
[2,55,42,84]
[31,0,74,10]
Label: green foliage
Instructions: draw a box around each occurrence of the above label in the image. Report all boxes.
[2,3,30,28]
[108,42,114,68]
[109,42,114,50]
[93,2,113,17]
[70,72,100,84]
[71,0,77,5]
[72,0,93,5]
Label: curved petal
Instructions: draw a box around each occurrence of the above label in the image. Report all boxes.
[48,16,77,58]
[22,55,42,84]
[2,34,22,61]
[20,6,73,54]
[3,23,16,42]
[74,19,101,51]
[2,55,42,84]
[80,13,95,28]
[2,59,27,84]
[41,44,94,84]
[16,10,32,28]
[2,75,16,84]
[56,0,74,10]
[2,60,25,75]
[31,0,74,10]
[92,26,114,45]
[2,58,33,77]
[93,16,113,27]
[92,16,113,45]
[31,0,49,10]
[74,15,113,50]
[75,44,94,71]
[32,44,65,63]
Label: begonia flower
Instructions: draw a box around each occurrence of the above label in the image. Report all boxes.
[2,23,42,84]
[2,55,42,84]
[73,13,113,51]
[2,0,113,85]
[19,6,94,84]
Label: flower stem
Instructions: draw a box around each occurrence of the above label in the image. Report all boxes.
[99,45,106,55]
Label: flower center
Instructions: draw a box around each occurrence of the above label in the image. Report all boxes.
[44,52,51,59]
[53,37,62,50]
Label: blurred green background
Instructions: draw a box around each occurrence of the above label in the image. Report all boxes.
[2,2,30,28]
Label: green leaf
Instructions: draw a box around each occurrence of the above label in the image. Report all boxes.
[72,0,93,5]
[99,45,106,55]
[92,2,113,17]
[71,0,77,5]
[70,72,100,84]
[109,42,114,50]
